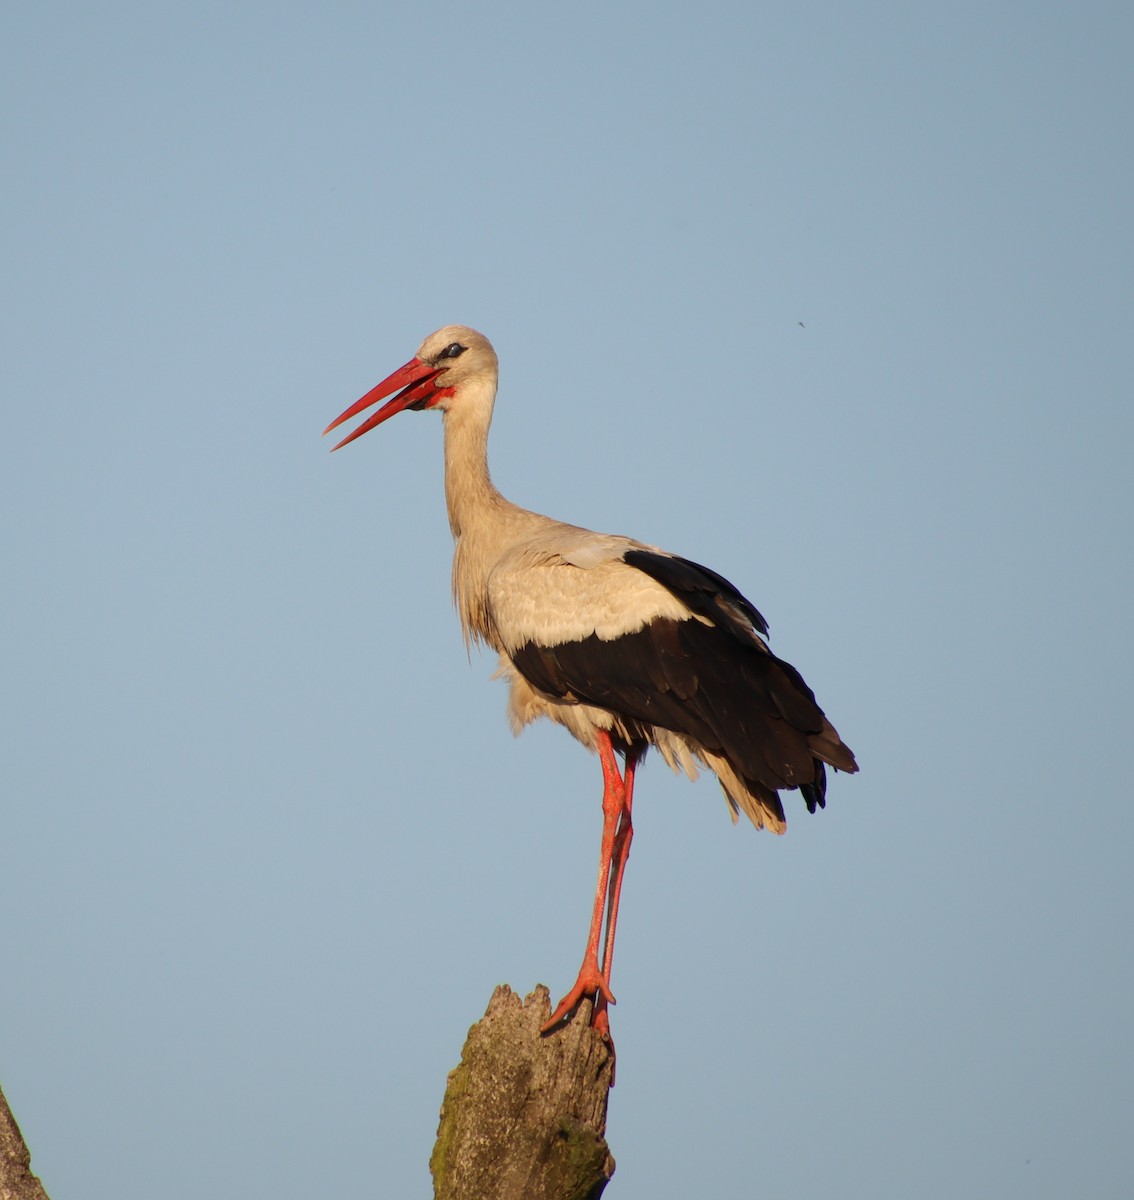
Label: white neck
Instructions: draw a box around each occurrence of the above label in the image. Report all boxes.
[442,395,506,541]
[440,380,540,648]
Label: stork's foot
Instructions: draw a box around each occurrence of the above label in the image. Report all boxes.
[591,995,611,1041]
[541,963,616,1034]
[591,994,619,1084]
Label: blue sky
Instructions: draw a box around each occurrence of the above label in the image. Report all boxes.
[3,3,1131,1197]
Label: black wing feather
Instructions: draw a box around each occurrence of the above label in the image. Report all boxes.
[511,619,853,802]
[622,549,770,639]
[509,550,857,821]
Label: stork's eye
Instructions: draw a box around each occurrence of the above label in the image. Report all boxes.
[439,342,466,360]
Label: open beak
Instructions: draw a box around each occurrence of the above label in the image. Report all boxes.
[323,357,445,451]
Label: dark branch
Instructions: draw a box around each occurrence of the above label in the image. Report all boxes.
[431,985,614,1200]
[0,1083,51,1200]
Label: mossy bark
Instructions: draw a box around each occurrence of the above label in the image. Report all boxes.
[0,1083,50,1200]
[431,985,614,1200]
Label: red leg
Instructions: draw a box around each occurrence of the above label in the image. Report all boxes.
[542,731,627,1033]
[592,742,643,1043]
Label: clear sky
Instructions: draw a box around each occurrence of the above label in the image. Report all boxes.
[3,3,1131,1197]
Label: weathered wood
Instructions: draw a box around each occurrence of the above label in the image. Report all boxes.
[431,985,615,1200]
[0,1083,50,1200]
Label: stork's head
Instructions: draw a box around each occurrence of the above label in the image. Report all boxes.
[323,325,498,451]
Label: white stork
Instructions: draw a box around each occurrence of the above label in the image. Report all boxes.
[324,325,857,1041]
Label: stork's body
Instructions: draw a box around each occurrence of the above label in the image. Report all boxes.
[325,326,857,1039]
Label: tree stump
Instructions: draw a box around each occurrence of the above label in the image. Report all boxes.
[0,1084,50,1200]
[430,985,615,1200]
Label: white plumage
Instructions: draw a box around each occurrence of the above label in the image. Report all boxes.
[325,324,857,1039]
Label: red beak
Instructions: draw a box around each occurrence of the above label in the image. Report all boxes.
[323,357,445,451]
